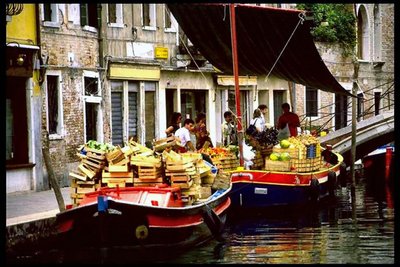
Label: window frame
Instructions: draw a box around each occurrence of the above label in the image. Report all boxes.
[305,86,319,118]
[41,3,60,28]
[141,3,157,31]
[45,70,64,139]
[107,3,124,28]
[164,5,177,33]
[82,71,103,143]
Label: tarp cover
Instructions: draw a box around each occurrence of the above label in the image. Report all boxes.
[167,3,353,97]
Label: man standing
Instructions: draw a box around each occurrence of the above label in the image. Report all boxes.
[222,111,238,146]
[175,118,196,152]
[258,104,268,131]
[277,103,300,137]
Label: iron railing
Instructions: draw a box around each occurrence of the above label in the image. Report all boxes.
[298,80,395,135]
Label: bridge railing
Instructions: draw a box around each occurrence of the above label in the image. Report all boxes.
[298,79,395,136]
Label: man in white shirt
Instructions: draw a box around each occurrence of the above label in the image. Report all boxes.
[175,118,196,152]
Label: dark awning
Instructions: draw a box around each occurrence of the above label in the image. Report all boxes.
[167,3,354,97]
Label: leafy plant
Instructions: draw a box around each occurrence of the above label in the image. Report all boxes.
[297,4,356,57]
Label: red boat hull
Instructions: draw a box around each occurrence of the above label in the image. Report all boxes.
[56,186,231,248]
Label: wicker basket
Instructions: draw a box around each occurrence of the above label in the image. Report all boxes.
[265,159,291,172]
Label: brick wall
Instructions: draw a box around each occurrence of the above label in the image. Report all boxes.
[40,11,100,187]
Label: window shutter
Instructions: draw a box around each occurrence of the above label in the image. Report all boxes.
[128,92,138,140]
[80,4,87,26]
[97,4,102,29]
[111,92,124,146]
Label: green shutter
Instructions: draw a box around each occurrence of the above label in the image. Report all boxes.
[97,4,102,29]
[80,4,87,26]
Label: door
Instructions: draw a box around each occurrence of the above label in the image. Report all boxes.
[273,90,285,127]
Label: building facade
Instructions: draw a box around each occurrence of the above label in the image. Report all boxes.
[6,4,43,193]
[6,3,394,193]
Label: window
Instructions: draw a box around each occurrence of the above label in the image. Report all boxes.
[357,5,370,60]
[83,71,102,143]
[144,82,156,145]
[42,4,59,27]
[181,90,206,120]
[110,81,139,146]
[373,4,382,61]
[374,91,381,115]
[164,6,171,29]
[107,4,123,27]
[305,87,318,117]
[357,93,364,122]
[80,3,99,29]
[46,73,63,136]
[142,3,156,30]
[228,88,249,127]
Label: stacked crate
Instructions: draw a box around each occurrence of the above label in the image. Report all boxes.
[69,146,107,206]
[211,154,239,172]
[129,139,164,187]
[101,147,133,187]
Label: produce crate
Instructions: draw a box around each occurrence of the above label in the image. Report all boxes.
[153,136,177,152]
[138,166,162,179]
[291,157,322,172]
[265,159,291,172]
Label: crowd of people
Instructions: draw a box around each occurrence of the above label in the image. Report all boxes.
[165,102,300,153]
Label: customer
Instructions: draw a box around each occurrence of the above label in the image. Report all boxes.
[258,104,268,131]
[277,103,300,137]
[248,108,263,134]
[193,112,213,150]
[222,111,238,146]
[175,118,196,152]
[165,112,182,137]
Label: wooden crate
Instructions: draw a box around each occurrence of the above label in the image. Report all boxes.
[265,159,291,172]
[108,164,129,172]
[133,177,163,183]
[138,166,162,179]
[106,148,126,165]
[170,174,193,189]
[102,170,133,178]
[153,136,177,152]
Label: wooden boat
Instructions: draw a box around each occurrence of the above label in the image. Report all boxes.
[229,149,344,209]
[55,184,231,248]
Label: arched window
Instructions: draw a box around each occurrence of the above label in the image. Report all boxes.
[357,5,369,60]
[373,4,382,61]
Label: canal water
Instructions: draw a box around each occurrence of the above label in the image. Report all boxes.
[7,172,395,264]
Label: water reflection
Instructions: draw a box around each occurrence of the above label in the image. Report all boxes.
[7,175,395,264]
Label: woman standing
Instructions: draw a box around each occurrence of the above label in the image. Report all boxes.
[193,112,213,150]
[165,112,182,137]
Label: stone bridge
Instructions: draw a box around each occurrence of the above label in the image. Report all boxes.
[319,110,395,165]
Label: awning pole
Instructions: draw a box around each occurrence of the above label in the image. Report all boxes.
[229,4,244,166]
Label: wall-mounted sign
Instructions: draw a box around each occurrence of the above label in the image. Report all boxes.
[155,47,168,59]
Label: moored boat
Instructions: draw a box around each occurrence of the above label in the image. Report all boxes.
[56,184,231,249]
[229,143,343,209]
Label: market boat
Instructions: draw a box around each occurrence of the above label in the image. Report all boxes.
[229,146,344,209]
[55,184,231,248]
[167,4,352,209]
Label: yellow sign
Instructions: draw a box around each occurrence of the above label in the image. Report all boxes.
[155,47,168,59]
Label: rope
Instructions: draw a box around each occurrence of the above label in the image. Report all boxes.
[265,12,305,85]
